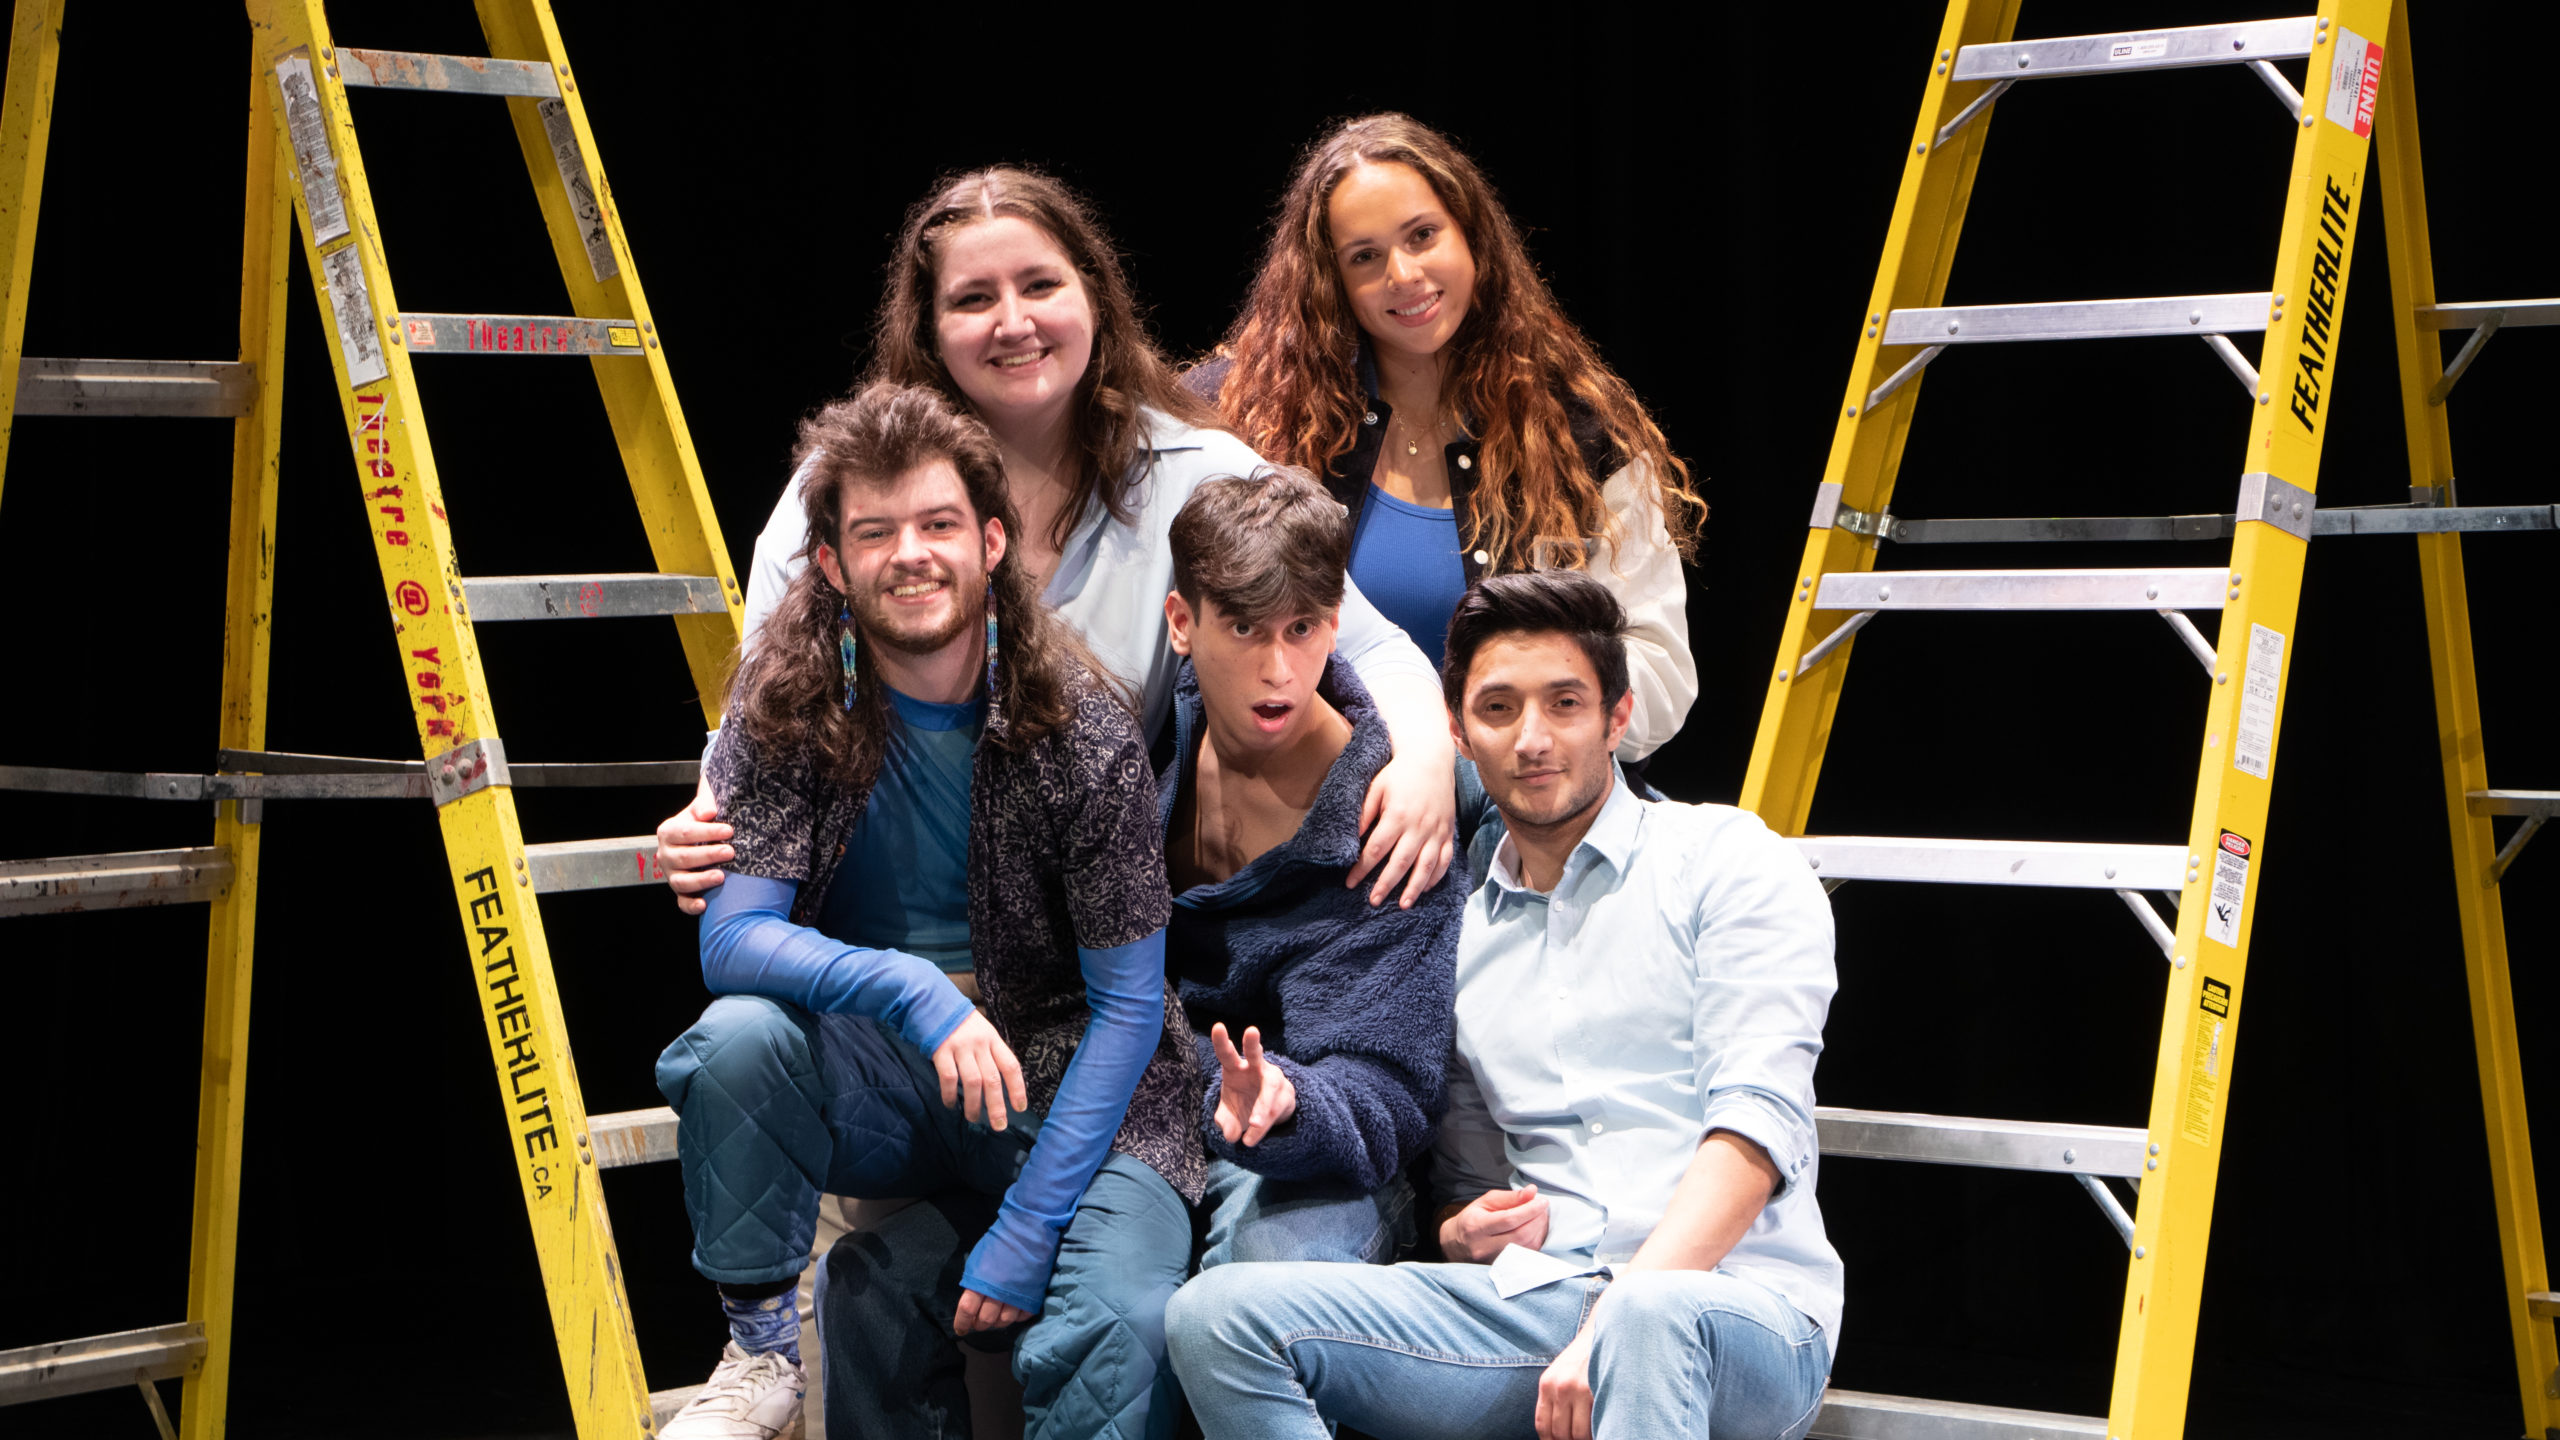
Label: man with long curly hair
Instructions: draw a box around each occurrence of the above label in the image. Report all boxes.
[652,383,1200,1440]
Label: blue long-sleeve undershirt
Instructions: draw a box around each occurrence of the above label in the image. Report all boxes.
[698,873,976,1060]
[697,873,1168,1313]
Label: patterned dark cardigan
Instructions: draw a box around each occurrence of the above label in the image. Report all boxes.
[705,662,1205,1203]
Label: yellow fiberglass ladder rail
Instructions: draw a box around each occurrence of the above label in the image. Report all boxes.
[1737,3,2549,1438]
[0,3,744,1437]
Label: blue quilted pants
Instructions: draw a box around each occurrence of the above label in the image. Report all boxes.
[656,995,1191,1440]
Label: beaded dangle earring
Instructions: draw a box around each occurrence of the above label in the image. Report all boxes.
[838,604,859,709]
[982,581,1000,693]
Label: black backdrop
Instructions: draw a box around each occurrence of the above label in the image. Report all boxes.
[5,3,2551,1437]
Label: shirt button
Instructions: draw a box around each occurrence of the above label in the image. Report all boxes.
[1363,411,1379,426]
[1457,454,1474,470]
[1590,1122,1606,1134]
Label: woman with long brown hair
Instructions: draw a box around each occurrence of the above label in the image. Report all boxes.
[1195,113,1705,762]
[661,165,1460,913]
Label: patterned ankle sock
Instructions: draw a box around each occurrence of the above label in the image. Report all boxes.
[717,1286,801,1363]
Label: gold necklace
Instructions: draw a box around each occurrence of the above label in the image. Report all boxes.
[1396,408,1446,459]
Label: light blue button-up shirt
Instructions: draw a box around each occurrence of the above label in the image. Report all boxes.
[1434,775,1845,1351]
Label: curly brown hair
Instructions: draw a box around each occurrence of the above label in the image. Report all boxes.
[727,383,1115,789]
[1213,114,1703,572]
[870,166,1217,552]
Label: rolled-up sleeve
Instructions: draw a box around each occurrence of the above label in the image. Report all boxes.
[1592,460,1697,762]
[1689,816,1835,1197]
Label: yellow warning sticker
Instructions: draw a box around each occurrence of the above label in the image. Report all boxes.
[608,326,641,349]
[2180,977,2232,1146]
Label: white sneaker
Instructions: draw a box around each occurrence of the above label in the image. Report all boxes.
[662,1341,806,1440]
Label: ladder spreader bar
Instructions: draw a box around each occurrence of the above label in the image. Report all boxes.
[1813,567,2228,611]
[0,759,700,800]
[1794,836,2188,891]
[0,847,231,918]
[2418,299,2560,330]
[1951,17,2315,84]
[0,1322,205,1405]
[392,313,643,357]
[527,836,666,893]
[11,358,254,418]
[1885,505,2558,543]
[591,1106,679,1169]
[1811,1388,2106,1440]
[1815,1107,2145,1177]
[336,49,561,99]
[1882,293,2272,346]
[462,573,730,621]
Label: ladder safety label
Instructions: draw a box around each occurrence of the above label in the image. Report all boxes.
[2109,38,2168,62]
[321,247,389,387]
[2181,977,2233,1146]
[2324,28,2383,139]
[537,99,621,284]
[274,55,350,245]
[2206,830,2251,948]
[2233,623,2285,778]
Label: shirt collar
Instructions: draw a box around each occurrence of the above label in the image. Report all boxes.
[1484,768,1644,900]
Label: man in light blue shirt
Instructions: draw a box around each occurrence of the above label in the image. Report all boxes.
[1168,571,1841,1440]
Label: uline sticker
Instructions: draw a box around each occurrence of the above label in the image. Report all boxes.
[2205,830,2251,949]
[2181,976,2233,1146]
[2324,27,2384,138]
[2233,623,2286,779]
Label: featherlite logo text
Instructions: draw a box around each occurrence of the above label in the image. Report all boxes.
[2289,176,2353,435]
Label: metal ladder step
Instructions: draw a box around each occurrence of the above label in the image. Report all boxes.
[1882,294,2271,346]
[592,1106,679,1169]
[2420,299,2560,331]
[2530,1292,2560,1321]
[1814,568,2229,611]
[1816,1108,2144,1177]
[337,48,560,98]
[12,358,254,418]
[526,837,666,894]
[394,313,644,357]
[1793,837,2188,891]
[462,574,729,621]
[0,1322,205,1404]
[1812,1389,2106,1440]
[1880,504,2558,544]
[0,847,233,918]
[1952,17,2314,83]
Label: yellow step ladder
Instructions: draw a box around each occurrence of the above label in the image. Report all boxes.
[1737,3,2553,1436]
[0,2,740,1436]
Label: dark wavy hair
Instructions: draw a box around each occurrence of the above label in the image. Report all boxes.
[1442,570,1631,716]
[727,383,1112,788]
[869,166,1217,550]
[1213,114,1704,572]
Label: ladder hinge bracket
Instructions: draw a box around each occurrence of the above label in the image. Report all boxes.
[2409,482,2453,508]
[2235,472,2315,542]
[429,737,511,807]
[1808,483,1897,543]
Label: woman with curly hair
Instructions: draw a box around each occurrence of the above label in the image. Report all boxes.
[1193,113,1705,762]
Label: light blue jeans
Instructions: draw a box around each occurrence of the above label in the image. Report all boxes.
[1166,1260,1830,1440]
[1195,1158,1414,1270]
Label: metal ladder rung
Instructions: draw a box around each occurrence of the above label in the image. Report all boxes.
[0,847,233,918]
[1951,17,2314,83]
[1813,567,2228,612]
[1882,505,2558,544]
[2419,299,2560,330]
[0,1322,205,1404]
[337,49,561,98]
[462,574,728,621]
[2529,1292,2560,1320]
[1881,293,2272,346]
[394,313,643,357]
[590,1105,678,1169]
[2470,791,2560,818]
[1811,1389,2106,1440]
[12,358,254,418]
[526,837,665,894]
[1794,836,2188,891]
[1816,1107,2144,1177]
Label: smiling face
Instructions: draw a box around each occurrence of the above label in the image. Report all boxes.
[1454,631,1633,836]
[932,215,1097,438]
[815,457,1007,659]
[1327,160,1478,364]
[1167,591,1340,758]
